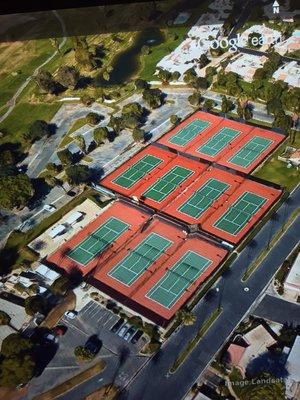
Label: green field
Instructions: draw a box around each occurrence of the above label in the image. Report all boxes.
[254,133,300,192]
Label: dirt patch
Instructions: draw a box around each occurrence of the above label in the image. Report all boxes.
[0,387,27,400]
[85,385,118,400]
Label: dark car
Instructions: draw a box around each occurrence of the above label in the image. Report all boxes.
[111,318,124,333]
[85,335,102,355]
[131,330,143,344]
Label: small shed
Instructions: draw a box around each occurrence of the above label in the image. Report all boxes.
[49,224,66,239]
[65,211,83,226]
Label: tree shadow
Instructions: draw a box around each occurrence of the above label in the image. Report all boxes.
[28,178,52,210]
[246,349,289,379]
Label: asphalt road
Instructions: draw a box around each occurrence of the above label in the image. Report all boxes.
[59,187,300,400]
[254,295,300,325]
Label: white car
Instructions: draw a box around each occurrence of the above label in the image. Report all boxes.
[64,310,77,319]
[118,324,129,338]
[43,204,56,212]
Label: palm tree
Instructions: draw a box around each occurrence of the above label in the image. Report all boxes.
[76,135,87,154]
[176,310,196,326]
[0,311,18,332]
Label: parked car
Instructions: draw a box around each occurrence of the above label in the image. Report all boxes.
[124,327,136,342]
[64,310,77,319]
[131,330,143,344]
[111,318,124,333]
[43,333,58,344]
[118,324,130,338]
[85,335,102,355]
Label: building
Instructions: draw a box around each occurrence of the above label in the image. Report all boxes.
[0,297,29,346]
[283,252,300,301]
[278,147,300,169]
[225,324,277,374]
[272,61,300,88]
[225,53,268,82]
[285,336,300,399]
[240,24,281,50]
[274,30,300,55]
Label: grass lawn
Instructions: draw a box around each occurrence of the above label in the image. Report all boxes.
[139,26,190,81]
[33,361,106,400]
[254,133,300,192]
[0,102,61,147]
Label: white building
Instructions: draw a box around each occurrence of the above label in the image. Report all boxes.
[283,252,300,301]
[225,53,268,82]
[0,298,29,346]
[240,24,281,50]
[156,0,232,77]
[274,30,300,55]
[272,61,300,88]
[285,336,300,399]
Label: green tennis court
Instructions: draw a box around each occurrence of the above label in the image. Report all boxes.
[147,251,212,309]
[197,127,241,157]
[178,179,229,218]
[213,192,267,235]
[168,119,210,147]
[113,155,162,189]
[228,136,273,168]
[108,233,172,286]
[67,217,130,266]
[143,166,193,203]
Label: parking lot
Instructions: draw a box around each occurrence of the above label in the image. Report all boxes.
[61,300,146,354]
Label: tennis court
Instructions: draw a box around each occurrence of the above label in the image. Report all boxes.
[168,119,210,147]
[112,155,162,189]
[228,136,273,168]
[108,233,172,286]
[197,127,241,157]
[178,179,229,218]
[147,251,212,309]
[213,192,267,235]
[143,166,193,203]
[67,217,129,266]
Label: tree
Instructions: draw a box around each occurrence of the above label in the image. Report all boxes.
[86,112,101,126]
[170,114,180,126]
[266,98,283,116]
[81,95,95,106]
[65,165,92,185]
[25,296,47,316]
[134,78,148,90]
[1,333,33,358]
[248,32,262,48]
[35,70,57,94]
[122,114,140,130]
[57,149,73,166]
[74,37,96,71]
[157,68,172,84]
[188,93,202,107]
[93,127,109,146]
[122,102,144,119]
[221,96,233,115]
[198,53,209,69]
[236,100,244,118]
[0,150,15,166]
[176,310,196,326]
[172,71,181,81]
[273,111,292,133]
[24,120,51,143]
[203,99,214,111]
[51,275,70,296]
[0,311,17,332]
[0,174,33,210]
[0,354,35,388]
[56,65,79,89]
[108,116,124,134]
[243,106,253,121]
[74,345,95,361]
[75,135,87,154]
[142,88,163,109]
[132,128,145,142]
[141,45,150,55]
[183,67,197,84]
